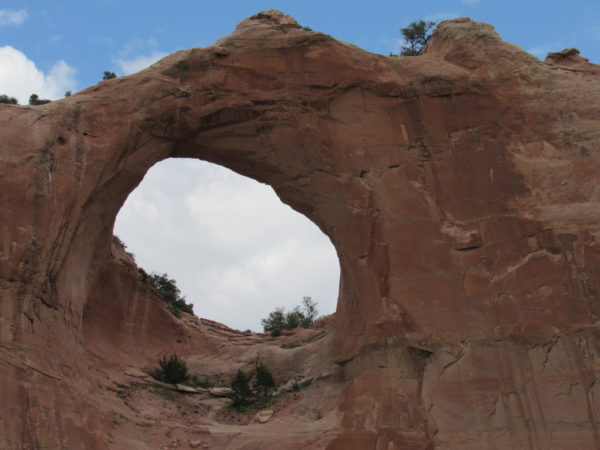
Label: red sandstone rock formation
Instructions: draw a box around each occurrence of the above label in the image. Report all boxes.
[2,10,600,449]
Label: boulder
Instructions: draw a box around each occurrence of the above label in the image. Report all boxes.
[208,387,233,397]
[254,409,274,424]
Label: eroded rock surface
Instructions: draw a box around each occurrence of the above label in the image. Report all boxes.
[2,10,600,449]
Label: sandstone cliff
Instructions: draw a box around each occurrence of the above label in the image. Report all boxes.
[2,10,600,449]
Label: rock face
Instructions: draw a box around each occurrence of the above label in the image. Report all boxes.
[2,10,600,449]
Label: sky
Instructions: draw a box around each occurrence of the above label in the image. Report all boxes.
[2,1,599,330]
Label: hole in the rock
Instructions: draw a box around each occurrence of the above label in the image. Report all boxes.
[114,158,340,331]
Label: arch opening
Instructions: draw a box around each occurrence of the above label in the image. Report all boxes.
[113,157,340,331]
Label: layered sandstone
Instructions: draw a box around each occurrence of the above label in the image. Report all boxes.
[2,10,600,449]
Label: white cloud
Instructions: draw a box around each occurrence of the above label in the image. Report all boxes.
[0,9,27,27]
[0,46,76,104]
[114,159,340,331]
[116,51,168,75]
[461,0,480,5]
[425,11,459,22]
[114,38,168,75]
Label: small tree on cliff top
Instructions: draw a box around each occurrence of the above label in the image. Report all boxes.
[261,297,319,333]
[147,272,194,317]
[399,20,436,56]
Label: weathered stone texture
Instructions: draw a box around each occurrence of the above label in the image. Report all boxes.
[1,10,600,449]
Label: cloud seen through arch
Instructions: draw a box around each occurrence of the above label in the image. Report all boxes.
[114,158,340,331]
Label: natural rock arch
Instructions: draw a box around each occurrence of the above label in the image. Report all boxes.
[2,10,600,449]
[112,157,340,331]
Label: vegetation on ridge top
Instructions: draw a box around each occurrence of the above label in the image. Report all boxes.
[261,296,319,335]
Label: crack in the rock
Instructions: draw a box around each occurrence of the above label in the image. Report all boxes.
[438,347,465,380]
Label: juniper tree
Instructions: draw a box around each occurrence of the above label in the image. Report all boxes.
[230,370,252,408]
[400,20,436,56]
[253,363,276,400]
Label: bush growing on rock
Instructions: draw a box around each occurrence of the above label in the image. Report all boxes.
[298,296,318,328]
[106,243,195,318]
[230,369,253,408]
[261,296,318,333]
[0,94,18,104]
[262,307,286,333]
[147,272,194,317]
[253,363,276,401]
[156,354,189,384]
[229,363,277,410]
[28,94,51,105]
[399,20,436,56]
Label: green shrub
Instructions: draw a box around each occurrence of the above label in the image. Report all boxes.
[261,307,286,333]
[148,272,180,303]
[29,94,50,105]
[261,297,319,333]
[253,363,276,400]
[299,296,318,326]
[167,303,181,318]
[230,369,252,408]
[156,354,189,384]
[138,267,148,281]
[103,71,117,80]
[399,20,436,56]
[228,363,279,410]
[147,272,194,317]
[0,94,18,104]
[284,308,304,329]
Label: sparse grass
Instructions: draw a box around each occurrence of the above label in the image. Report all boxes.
[116,389,130,401]
[225,396,273,413]
[150,386,181,402]
[215,391,303,426]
